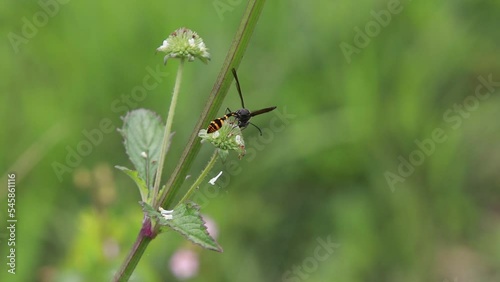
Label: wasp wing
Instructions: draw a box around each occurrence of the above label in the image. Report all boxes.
[250,106,277,117]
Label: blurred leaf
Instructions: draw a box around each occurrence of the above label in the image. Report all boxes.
[141,202,222,252]
[119,109,164,190]
[115,166,149,202]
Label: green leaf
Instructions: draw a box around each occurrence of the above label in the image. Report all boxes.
[115,166,149,202]
[140,201,162,222]
[119,109,164,190]
[140,202,222,252]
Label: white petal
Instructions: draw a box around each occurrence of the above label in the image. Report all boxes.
[235,135,243,145]
[157,40,169,51]
[159,207,174,220]
[208,171,223,185]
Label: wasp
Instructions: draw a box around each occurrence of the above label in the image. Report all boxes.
[207,68,276,135]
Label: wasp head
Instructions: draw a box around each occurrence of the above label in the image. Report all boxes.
[234,108,251,127]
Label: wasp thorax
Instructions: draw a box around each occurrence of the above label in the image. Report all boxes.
[235,108,251,128]
[235,108,250,117]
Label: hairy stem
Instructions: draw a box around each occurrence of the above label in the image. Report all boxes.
[177,151,219,206]
[113,224,152,282]
[152,58,185,205]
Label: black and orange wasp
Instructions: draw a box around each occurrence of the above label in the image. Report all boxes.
[207,68,276,135]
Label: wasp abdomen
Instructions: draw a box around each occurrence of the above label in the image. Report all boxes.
[207,113,234,133]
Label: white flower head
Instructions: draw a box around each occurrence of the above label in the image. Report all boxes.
[156,27,210,65]
[198,121,246,160]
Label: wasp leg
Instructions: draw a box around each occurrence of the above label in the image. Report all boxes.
[248,122,263,135]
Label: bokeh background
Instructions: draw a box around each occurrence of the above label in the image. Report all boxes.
[2,0,500,281]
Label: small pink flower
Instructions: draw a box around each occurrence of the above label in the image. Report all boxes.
[169,249,199,280]
[203,215,219,240]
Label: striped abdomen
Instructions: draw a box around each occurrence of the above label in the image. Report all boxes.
[207,113,235,133]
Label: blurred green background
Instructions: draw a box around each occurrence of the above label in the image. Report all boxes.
[2,0,500,281]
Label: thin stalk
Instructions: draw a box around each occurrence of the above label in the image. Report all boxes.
[177,151,219,206]
[152,58,185,205]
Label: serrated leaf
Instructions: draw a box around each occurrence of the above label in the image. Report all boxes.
[120,109,164,190]
[140,202,222,252]
[115,166,148,202]
[140,202,161,220]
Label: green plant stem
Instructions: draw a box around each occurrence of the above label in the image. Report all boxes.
[152,58,185,206]
[177,151,219,206]
[113,231,152,282]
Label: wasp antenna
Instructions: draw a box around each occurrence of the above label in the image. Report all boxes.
[249,122,263,135]
[232,68,245,109]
